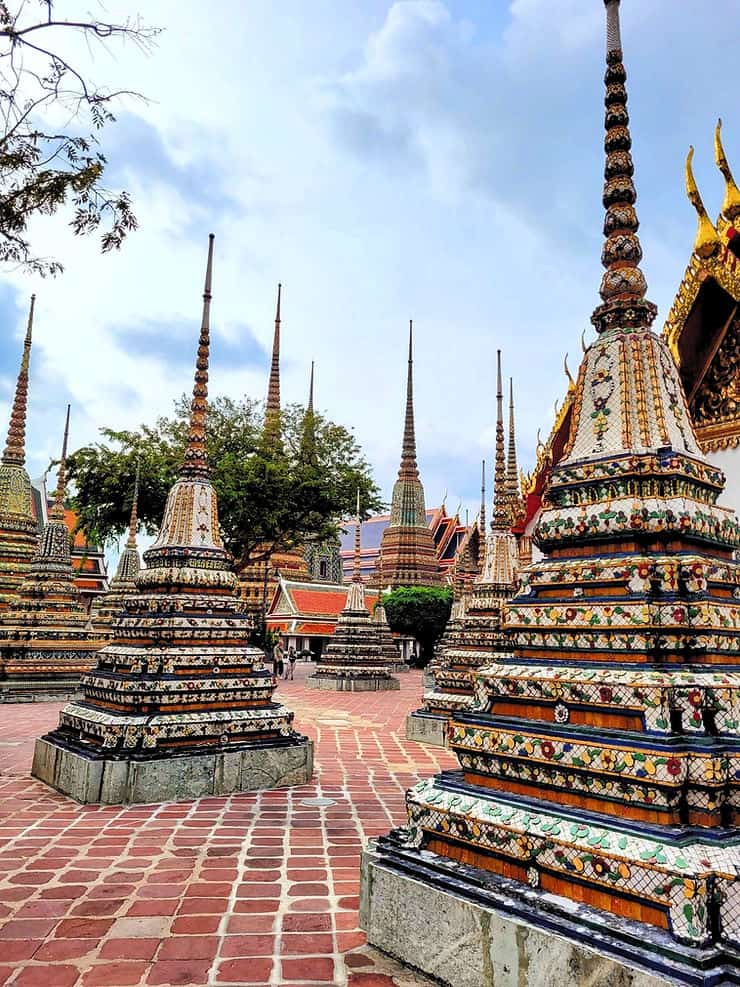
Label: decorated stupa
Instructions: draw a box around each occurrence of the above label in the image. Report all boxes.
[0,297,40,611]
[376,321,442,589]
[309,492,400,691]
[0,405,103,701]
[33,236,313,803]
[407,352,519,747]
[361,3,740,983]
[90,465,142,635]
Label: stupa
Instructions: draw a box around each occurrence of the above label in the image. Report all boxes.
[90,466,142,635]
[373,586,407,673]
[309,492,400,691]
[361,4,740,984]
[0,406,103,701]
[32,236,313,803]
[376,322,442,589]
[0,297,40,611]
[407,353,519,747]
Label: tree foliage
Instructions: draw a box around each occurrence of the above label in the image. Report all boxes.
[0,1,159,274]
[382,586,453,666]
[66,395,383,565]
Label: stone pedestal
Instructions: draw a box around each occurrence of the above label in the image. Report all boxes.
[307,673,400,692]
[32,735,313,805]
[405,710,448,748]
[360,841,728,987]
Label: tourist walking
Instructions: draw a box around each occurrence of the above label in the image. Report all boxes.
[272,640,284,680]
[286,646,297,680]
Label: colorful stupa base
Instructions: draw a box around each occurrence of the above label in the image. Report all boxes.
[33,731,313,805]
[307,667,400,692]
[0,646,99,703]
[361,831,737,987]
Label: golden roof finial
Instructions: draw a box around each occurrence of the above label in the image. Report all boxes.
[685,146,721,259]
[715,119,740,223]
[580,330,587,355]
[563,353,574,388]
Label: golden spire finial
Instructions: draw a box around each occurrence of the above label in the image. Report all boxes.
[685,146,721,259]
[564,353,574,388]
[715,119,740,222]
[182,234,214,478]
[3,295,35,467]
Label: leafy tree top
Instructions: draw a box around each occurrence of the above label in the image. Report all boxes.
[66,394,382,565]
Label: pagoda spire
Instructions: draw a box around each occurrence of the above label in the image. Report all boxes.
[714,119,740,222]
[506,377,519,518]
[264,282,282,443]
[591,0,656,334]
[399,320,419,481]
[479,459,486,537]
[492,351,507,530]
[299,362,318,466]
[181,234,214,479]
[126,461,141,549]
[353,488,362,584]
[49,404,70,522]
[3,295,35,467]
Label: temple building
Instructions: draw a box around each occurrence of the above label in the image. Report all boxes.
[0,406,104,702]
[375,322,443,590]
[663,121,740,501]
[308,493,400,691]
[407,353,520,747]
[32,235,313,804]
[361,3,740,983]
[0,297,41,612]
[340,504,468,584]
[89,467,142,634]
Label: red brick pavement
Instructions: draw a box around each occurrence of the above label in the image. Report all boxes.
[0,664,455,986]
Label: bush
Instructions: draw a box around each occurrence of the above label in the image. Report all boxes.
[382,586,452,667]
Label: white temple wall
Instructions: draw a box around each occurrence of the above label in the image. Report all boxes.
[708,447,740,513]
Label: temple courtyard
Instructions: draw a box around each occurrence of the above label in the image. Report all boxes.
[0,664,452,987]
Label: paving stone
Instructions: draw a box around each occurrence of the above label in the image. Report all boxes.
[0,669,451,987]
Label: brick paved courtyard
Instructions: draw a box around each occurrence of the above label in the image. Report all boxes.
[0,665,455,987]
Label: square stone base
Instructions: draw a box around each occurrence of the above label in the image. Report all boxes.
[405,710,448,748]
[307,674,400,691]
[0,680,83,703]
[31,736,314,805]
[360,842,734,987]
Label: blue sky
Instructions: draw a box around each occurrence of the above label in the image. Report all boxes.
[1,0,739,541]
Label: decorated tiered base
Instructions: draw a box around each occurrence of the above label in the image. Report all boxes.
[407,580,512,747]
[308,582,400,692]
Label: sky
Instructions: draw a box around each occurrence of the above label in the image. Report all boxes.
[1,0,739,550]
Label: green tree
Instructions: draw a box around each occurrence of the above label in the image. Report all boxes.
[66,394,382,565]
[0,2,159,274]
[382,586,453,667]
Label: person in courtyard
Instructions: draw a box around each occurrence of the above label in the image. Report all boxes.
[272,639,284,680]
[286,646,297,680]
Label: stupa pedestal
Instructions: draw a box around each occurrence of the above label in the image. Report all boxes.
[32,235,312,803]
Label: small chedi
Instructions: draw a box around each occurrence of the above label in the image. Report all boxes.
[309,493,400,691]
[361,4,740,984]
[375,322,442,590]
[89,467,142,635]
[407,352,519,747]
[33,236,313,804]
[0,405,103,702]
[0,297,40,611]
